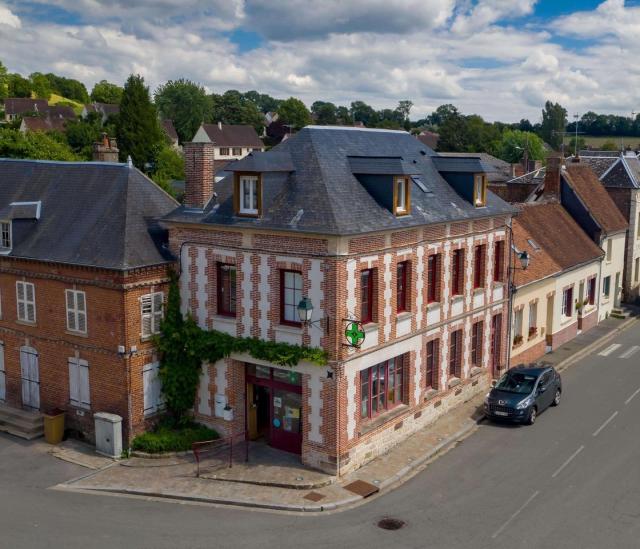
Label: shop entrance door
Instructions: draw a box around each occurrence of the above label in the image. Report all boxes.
[246,364,302,455]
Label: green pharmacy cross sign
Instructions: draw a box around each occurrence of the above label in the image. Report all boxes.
[344,321,365,348]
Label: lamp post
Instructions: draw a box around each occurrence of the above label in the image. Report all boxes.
[506,246,531,373]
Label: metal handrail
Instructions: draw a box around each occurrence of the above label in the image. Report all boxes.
[192,433,248,477]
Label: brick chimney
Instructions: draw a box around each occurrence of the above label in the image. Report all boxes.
[184,141,215,209]
[543,155,562,200]
[92,133,119,162]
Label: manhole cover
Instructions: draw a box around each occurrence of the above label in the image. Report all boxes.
[377,518,405,531]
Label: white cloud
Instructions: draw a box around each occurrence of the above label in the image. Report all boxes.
[1,0,640,123]
[0,3,20,28]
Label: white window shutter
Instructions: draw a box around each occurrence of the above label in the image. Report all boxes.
[77,311,87,333]
[153,292,164,334]
[141,295,152,337]
[68,359,79,404]
[66,291,76,331]
[143,365,153,413]
[79,361,90,406]
[154,363,164,407]
[78,292,87,332]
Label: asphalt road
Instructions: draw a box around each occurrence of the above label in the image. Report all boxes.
[1,322,640,549]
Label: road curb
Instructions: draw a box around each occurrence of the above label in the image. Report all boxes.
[377,409,484,492]
[554,316,638,373]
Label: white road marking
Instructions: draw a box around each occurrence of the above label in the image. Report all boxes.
[620,346,640,359]
[593,411,619,437]
[598,344,621,357]
[491,490,540,539]
[551,445,585,478]
[625,387,640,405]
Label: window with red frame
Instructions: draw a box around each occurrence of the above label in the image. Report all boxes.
[280,270,303,326]
[426,339,439,390]
[217,263,236,316]
[473,244,486,289]
[491,313,502,372]
[588,277,596,305]
[471,320,483,367]
[360,269,374,323]
[494,241,504,282]
[396,261,409,313]
[360,356,405,419]
[452,249,464,296]
[427,254,441,303]
[562,286,573,317]
[449,329,462,378]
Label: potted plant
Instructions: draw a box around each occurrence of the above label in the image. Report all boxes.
[513,334,524,346]
[528,326,538,338]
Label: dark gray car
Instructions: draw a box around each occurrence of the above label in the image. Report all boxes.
[484,365,562,425]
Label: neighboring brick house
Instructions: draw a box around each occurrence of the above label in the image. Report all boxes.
[161,119,180,150]
[165,126,516,474]
[192,122,264,173]
[3,98,49,122]
[82,102,120,123]
[0,159,177,442]
[579,151,640,302]
[528,157,628,321]
[510,203,603,365]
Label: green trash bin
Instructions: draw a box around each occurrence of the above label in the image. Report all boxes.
[44,409,65,444]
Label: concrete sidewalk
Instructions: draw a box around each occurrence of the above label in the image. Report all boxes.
[53,313,638,513]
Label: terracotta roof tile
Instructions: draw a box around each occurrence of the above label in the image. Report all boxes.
[563,163,628,234]
[513,202,603,287]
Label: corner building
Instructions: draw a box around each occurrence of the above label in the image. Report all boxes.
[166,127,516,474]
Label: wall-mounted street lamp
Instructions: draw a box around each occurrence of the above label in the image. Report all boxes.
[517,250,530,271]
[297,297,328,330]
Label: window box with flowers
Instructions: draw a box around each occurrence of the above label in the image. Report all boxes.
[528,326,538,339]
[513,334,524,347]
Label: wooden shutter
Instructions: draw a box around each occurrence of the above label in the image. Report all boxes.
[66,290,76,332]
[154,363,164,408]
[141,295,152,337]
[79,360,90,406]
[152,292,164,334]
[68,358,79,405]
[25,283,35,322]
[0,343,5,401]
[143,363,154,414]
[77,292,87,333]
[16,282,25,321]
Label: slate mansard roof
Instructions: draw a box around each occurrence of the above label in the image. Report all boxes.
[0,159,178,270]
[167,126,516,235]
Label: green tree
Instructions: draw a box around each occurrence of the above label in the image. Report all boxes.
[29,72,51,99]
[496,130,545,163]
[277,97,312,130]
[44,73,89,103]
[209,90,264,132]
[311,101,338,125]
[8,74,31,97]
[0,127,78,160]
[151,144,184,197]
[64,112,113,159]
[90,80,123,104]
[436,107,469,152]
[350,100,379,126]
[428,104,459,127]
[243,90,281,113]
[154,79,210,143]
[336,106,352,125]
[568,136,586,155]
[601,141,618,151]
[116,74,164,168]
[540,100,567,151]
[0,61,9,100]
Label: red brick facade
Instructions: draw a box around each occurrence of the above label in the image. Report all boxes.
[0,256,173,443]
[171,214,512,474]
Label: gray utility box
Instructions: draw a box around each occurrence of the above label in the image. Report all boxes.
[94,412,122,458]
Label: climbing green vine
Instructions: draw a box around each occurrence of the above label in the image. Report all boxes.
[155,272,328,420]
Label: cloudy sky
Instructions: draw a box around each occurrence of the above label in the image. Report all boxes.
[0,0,639,122]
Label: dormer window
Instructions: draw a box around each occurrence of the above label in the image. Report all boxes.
[0,221,11,253]
[235,173,261,217]
[394,176,411,216]
[473,174,487,207]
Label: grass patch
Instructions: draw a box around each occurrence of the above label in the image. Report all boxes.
[564,135,640,150]
[131,419,218,454]
[48,93,84,115]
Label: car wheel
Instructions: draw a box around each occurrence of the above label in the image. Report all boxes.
[552,388,561,407]
[526,407,537,425]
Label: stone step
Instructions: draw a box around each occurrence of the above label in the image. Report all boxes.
[0,403,44,440]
